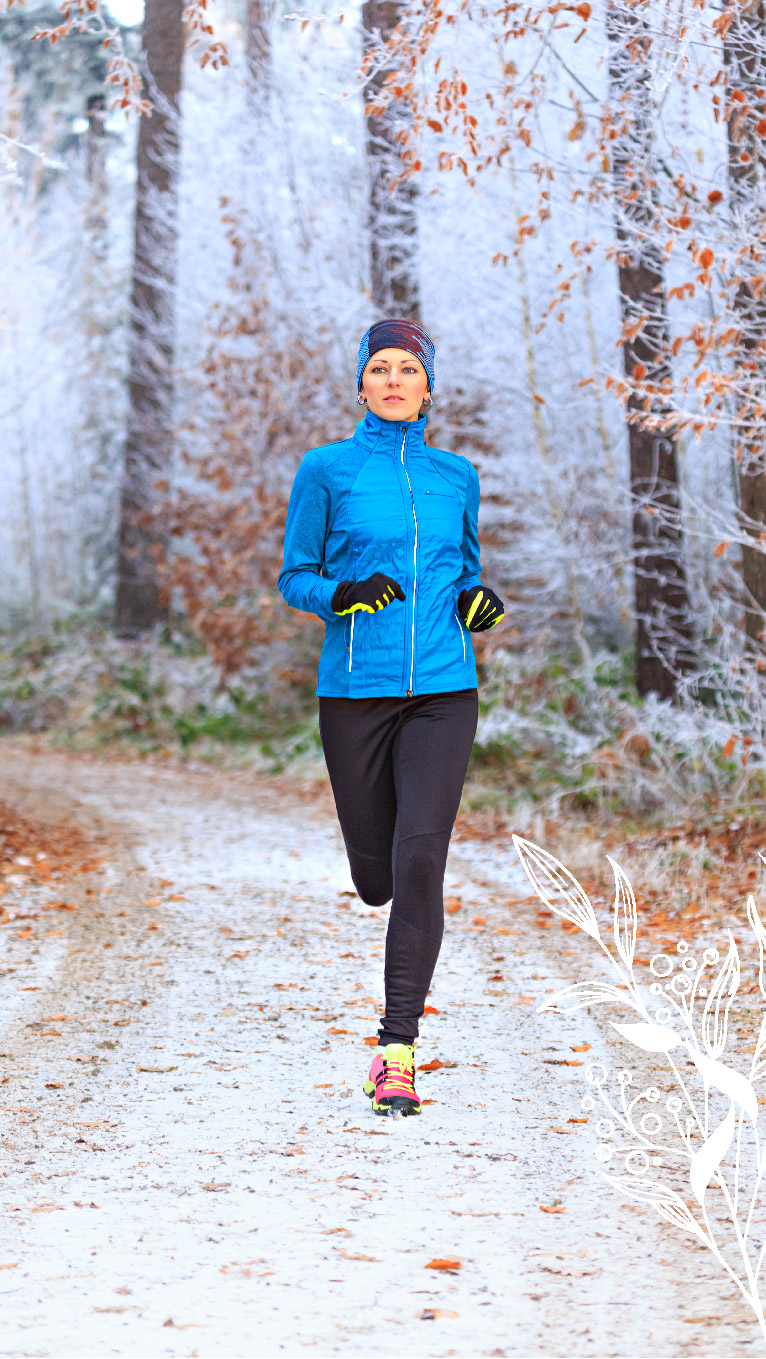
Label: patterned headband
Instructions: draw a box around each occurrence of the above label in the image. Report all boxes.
[356,319,436,395]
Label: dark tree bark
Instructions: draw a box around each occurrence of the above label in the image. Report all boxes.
[361,0,420,320]
[607,0,695,699]
[246,0,271,98]
[724,0,766,649]
[115,0,184,636]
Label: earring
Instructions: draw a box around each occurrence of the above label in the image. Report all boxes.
[423,395,433,407]
[356,393,367,405]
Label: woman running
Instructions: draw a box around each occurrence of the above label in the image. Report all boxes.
[278,319,505,1116]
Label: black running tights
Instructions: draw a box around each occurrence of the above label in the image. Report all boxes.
[318,689,478,1046]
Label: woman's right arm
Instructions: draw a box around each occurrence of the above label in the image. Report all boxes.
[277,451,341,624]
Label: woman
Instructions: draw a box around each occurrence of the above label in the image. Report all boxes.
[278,319,504,1116]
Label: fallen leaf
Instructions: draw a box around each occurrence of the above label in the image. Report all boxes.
[539,1204,566,1214]
[513,996,535,1005]
[328,1027,350,1035]
[570,1044,591,1052]
[42,1016,68,1022]
[0,1263,18,1271]
[136,1064,178,1073]
[314,1084,333,1089]
[421,1308,459,1320]
[340,952,357,958]
[363,1037,379,1046]
[44,1083,63,1090]
[473,916,486,926]
[142,899,161,907]
[200,1182,231,1192]
[18,986,39,992]
[419,1059,445,1072]
[421,1099,438,1106]
[568,1117,588,1124]
[423,1006,440,1015]
[227,951,249,961]
[426,1258,462,1272]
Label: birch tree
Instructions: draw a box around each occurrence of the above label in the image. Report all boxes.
[605,0,695,698]
[114,0,184,636]
[361,0,421,319]
[723,0,766,649]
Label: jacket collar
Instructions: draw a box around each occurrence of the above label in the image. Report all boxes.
[352,407,428,453]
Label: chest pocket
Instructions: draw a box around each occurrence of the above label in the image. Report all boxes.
[417,481,462,543]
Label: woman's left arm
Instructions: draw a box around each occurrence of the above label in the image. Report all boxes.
[456,461,505,631]
[456,461,482,595]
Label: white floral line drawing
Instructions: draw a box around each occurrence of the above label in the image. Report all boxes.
[513,834,766,1344]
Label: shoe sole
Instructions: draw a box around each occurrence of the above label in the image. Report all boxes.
[363,1083,421,1116]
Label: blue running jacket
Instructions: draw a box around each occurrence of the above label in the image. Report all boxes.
[278,409,483,698]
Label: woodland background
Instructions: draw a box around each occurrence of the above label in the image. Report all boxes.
[4,0,766,892]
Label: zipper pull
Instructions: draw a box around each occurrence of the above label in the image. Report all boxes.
[406,688,413,698]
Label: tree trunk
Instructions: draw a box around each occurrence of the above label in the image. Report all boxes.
[361,0,420,320]
[115,0,184,636]
[724,0,766,649]
[246,0,271,97]
[606,0,695,699]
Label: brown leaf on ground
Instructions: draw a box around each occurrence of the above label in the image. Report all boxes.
[539,1204,566,1214]
[419,1059,445,1072]
[426,1258,462,1272]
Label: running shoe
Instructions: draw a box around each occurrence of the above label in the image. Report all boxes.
[363,1042,421,1116]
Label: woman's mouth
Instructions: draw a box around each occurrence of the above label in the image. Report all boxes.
[384,395,403,401]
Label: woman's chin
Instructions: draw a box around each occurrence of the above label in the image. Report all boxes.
[372,402,418,421]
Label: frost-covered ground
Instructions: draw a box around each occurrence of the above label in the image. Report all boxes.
[0,746,760,1357]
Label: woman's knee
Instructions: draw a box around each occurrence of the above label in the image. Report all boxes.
[347,852,393,907]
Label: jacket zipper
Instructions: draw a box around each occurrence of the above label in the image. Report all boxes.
[400,426,417,696]
[348,614,355,672]
[454,609,466,663]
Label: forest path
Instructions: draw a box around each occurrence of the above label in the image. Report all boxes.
[0,743,758,1358]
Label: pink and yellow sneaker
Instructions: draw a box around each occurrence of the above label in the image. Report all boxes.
[363,1042,421,1116]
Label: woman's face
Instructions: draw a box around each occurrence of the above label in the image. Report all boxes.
[361,347,429,422]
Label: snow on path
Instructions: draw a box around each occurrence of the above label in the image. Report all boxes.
[0,746,760,1357]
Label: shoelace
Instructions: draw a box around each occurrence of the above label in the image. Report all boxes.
[377,1056,416,1095]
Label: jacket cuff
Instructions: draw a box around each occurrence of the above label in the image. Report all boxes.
[331,581,353,614]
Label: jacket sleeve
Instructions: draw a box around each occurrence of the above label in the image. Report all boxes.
[277,451,341,624]
[456,461,482,593]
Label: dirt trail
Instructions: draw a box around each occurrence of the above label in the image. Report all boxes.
[0,744,759,1357]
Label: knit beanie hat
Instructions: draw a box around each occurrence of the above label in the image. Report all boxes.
[356,319,435,396]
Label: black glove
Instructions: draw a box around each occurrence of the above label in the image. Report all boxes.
[331,572,406,616]
[458,584,505,632]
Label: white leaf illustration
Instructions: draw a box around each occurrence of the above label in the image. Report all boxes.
[608,855,636,968]
[689,1103,736,1207]
[701,932,739,1059]
[688,1048,759,1126]
[538,980,641,1014]
[611,1021,684,1052]
[747,894,766,1002]
[604,1174,680,1206]
[605,1175,704,1239]
[751,1013,766,1083]
[654,1199,706,1239]
[512,836,600,940]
